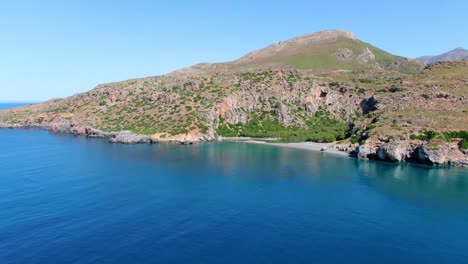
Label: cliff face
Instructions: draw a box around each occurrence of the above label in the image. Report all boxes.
[0,69,371,142]
[354,140,468,167]
[0,31,466,166]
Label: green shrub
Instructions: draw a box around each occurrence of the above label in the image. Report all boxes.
[460,139,468,149]
[199,125,209,133]
[350,135,359,144]
[443,131,468,140]
[216,111,348,143]
[410,129,438,141]
[359,78,372,84]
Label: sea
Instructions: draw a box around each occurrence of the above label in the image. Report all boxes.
[0,102,38,110]
[0,103,467,263]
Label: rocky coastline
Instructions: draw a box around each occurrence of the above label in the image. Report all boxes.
[352,141,468,167]
[0,121,174,144]
[1,121,466,167]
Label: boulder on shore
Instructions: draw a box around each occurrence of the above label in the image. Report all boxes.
[109,131,155,144]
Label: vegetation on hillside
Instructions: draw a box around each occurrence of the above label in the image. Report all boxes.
[217,111,348,142]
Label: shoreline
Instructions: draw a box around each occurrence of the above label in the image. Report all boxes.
[225,139,351,157]
[1,126,466,167]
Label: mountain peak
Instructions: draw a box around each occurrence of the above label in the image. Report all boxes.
[236,30,358,64]
[416,48,468,64]
[170,29,420,76]
[229,29,421,73]
[297,30,357,41]
[451,47,467,52]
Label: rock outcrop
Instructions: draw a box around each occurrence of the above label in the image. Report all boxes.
[376,143,409,162]
[275,103,294,125]
[357,47,376,64]
[417,142,468,166]
[354,140,468,167]
[336,48,354,60]
[109,131,156,144]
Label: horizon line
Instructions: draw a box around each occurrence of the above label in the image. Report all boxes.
[0,101,43,103]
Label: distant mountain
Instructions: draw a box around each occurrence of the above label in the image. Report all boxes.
[416,48,468,64]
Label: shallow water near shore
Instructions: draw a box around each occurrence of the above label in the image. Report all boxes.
[0,128,467,263]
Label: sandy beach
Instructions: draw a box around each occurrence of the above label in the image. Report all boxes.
[224,138,351,157]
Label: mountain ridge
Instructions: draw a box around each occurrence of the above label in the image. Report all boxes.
[416,48,468,64]
[170,30,421,76]
[234,30,357,64]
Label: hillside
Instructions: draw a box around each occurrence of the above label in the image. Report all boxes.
[233,30,421,73]
[416,48,468,64]
[171,30,421,75]
[0,30,467,166]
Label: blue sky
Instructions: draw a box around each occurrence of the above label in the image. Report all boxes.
[1,0,467,101]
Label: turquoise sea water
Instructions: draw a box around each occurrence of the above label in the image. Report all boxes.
[0,105,467,263]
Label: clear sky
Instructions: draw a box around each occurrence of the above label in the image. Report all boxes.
[1,0,467,101]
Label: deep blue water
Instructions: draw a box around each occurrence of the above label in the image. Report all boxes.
[1,126,468,263]
[0,102,37,110]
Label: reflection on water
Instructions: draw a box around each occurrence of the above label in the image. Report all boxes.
[1,129,468,263]
[99,140,468,208]
[355,160,468,206]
